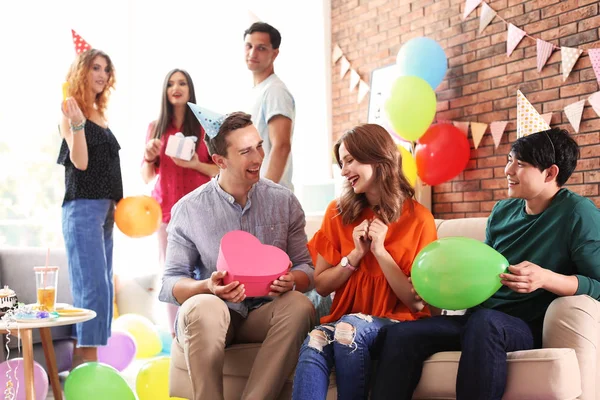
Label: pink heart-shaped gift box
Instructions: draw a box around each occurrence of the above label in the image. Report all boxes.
[217,230,291,297]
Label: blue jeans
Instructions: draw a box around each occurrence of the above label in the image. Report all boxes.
[62,199,115,347]
[371,308,542,400]
[292,313,394,400]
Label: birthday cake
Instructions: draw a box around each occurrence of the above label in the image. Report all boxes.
[0,286,17,313]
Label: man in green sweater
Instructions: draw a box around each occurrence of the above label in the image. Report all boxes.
[372,128,600,400]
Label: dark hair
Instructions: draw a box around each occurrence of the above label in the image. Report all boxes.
[244,22,282,49]
[511,128,580,186]
[205,112,253,157]
[334,124,415,225]
[152,69,202,146]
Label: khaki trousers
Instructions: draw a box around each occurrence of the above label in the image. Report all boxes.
[176,291,316,400]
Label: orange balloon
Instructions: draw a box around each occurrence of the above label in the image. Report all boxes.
[115,196,162,238]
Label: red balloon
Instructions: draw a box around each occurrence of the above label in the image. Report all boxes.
[415,123,471,186]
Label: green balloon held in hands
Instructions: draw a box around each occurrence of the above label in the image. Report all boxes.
[411,237,509,310]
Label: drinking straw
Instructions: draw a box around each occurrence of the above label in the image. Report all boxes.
[44,248,50,288]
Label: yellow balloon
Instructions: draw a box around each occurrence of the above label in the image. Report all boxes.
[136,356,173,400]
[398,145,417,187]
[113,314,162,359]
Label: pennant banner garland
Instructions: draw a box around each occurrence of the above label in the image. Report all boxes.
[506,24,526,57]
[472,1,600,82]
[340,57,350,79]
[589,92,600,116]
[332,44,371,104]
[332,45,343,64]
[490,121,508,149]
[588,49,600,87]
[463,0,482,20]
[357,80,370,104]
[478,3,496,34]
[471,122,488,149]
[541,113,553,126]
[562,47,583,82]
[349,69,360,92]
[453,121,470,136]
[564,100,585,134]
[536,39,554,72]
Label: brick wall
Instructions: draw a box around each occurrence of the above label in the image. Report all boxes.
[331,0,600,218]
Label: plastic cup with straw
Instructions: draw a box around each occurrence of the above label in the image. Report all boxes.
[34,248,59,311]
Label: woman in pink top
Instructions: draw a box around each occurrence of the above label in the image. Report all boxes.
[141,69,218,335]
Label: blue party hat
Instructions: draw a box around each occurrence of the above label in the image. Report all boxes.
[187,102,225,139]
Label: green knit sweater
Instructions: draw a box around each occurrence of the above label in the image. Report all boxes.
[481,188,600,323]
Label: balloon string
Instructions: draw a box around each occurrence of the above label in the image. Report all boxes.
[2,310,16,400]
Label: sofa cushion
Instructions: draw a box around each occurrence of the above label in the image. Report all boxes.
[413,348,581,400]
[434,218,488,242]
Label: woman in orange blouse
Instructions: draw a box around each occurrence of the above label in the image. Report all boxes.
[292,124,437,400]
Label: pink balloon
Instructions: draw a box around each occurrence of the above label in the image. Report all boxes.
[98,330,137,371]
[0,358,48,400]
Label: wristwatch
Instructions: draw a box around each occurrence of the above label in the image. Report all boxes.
[340,256,357,272]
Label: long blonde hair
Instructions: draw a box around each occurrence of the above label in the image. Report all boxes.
[334,124,415,225]
[65,49,115,119]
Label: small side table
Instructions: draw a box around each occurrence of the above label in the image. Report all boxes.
[0,310,96,400]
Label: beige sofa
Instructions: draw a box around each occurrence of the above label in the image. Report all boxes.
[170,217,600,400]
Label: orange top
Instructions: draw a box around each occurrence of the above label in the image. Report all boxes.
[309,199,437,324]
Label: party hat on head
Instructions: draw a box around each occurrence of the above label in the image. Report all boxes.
[516,90,550,138]
[71,29,92,54]
[187,102,225,139]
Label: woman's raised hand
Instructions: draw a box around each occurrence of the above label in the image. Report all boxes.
[62,98,85,126]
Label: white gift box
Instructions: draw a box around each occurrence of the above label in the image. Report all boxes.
[165,132,197,161]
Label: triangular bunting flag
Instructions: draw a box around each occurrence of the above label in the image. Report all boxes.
[589,92,600,117]
[332,44,343,64]
[587,49,600,87]
[517,90,550,138]
[71,29,92,54]
[357,80,370,104]
[463,0,482,20]
[453,121,470,136]
[507,24,526,57]
[536,39,554,72]
[490,121,508,149]
[471,122,488,149]
[561,47,583,81]
[349,69,360,91]
[564,99,585,133]
[479,2,496,34]
[340,57,350,79]
[541,113,553,126]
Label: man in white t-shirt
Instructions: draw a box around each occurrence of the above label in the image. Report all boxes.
[244,22,295,191]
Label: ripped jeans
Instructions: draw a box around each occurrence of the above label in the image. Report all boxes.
[292,313,396,400]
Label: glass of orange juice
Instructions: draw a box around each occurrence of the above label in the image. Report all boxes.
[34,266,59,311]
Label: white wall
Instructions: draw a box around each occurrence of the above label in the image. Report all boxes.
[0,0,332,274]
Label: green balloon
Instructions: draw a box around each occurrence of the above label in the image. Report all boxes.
[65,362,136,400]
[411,237,509,310]
[384,75,437,142]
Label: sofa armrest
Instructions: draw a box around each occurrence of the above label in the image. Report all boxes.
[543,295,600,400]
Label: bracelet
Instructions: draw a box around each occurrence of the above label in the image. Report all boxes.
[70,119,86,132]
[144,157,158,164]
